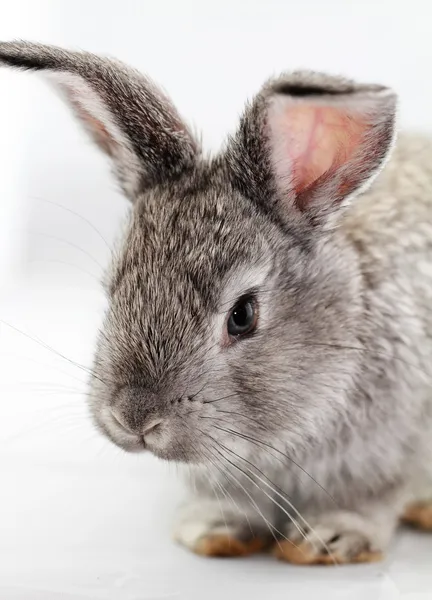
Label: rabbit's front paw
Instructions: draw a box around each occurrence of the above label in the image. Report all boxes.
[273,511,386,565]
[173,500,267,557]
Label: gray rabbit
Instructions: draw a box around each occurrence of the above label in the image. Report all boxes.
[1,41,431,565]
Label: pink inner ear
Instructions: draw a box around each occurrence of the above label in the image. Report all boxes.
[69,94,117,157]
[269,100,367,199]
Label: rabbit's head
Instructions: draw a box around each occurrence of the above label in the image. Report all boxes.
[0,42,397,464]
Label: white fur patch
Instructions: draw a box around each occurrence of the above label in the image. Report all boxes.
[172,499,238,549]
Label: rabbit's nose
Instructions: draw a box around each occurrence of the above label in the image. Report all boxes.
[111,409,163,439]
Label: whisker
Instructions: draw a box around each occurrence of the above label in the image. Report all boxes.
[0,414,89,446]
[0,319,109,389]
[206,413,315,492]
[215,409,269,431]
[202,437,291,553]
[20,230,106,271]
[176,417,256,538]
[215,439,336,561]
[203,442,283,547]
[187,381,209,402]
[207,440,324,561]
[199,442,254,536]
[203,393,239,405]
[213,438,306,541]
[211,423,337,507]
[206,471,229,536]
[0,353,91,387]
[0,380,85,391]
[32,196,113,252]
[28,260,102,284]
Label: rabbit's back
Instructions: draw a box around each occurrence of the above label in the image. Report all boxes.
[344,133,432,338]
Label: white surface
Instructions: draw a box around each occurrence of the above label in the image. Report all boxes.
[1,1,432,598]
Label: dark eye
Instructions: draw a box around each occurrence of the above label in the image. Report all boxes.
[227,296,258,338]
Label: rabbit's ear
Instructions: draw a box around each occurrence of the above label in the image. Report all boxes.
[0,41,199,200]
[226,71,397,230]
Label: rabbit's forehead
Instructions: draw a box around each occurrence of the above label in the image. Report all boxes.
[106,185,275,352]
[112,185,270,299]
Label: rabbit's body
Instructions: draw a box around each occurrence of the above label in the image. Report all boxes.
[175,135,432,562]
[345,131,432,508]
[1,41,431,564]
[343,132,432,499]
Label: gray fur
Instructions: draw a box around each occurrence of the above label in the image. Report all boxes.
[2,41,431,561]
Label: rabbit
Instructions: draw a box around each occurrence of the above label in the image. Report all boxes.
[1,40,431,566]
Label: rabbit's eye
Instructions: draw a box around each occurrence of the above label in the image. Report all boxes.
[227,296,258,338]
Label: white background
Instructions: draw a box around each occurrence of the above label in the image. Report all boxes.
[1,1,432,599]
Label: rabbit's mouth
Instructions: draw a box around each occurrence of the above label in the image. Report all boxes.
[95,403,198,462]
